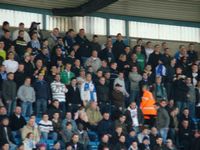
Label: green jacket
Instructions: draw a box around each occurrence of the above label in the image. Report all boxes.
[60,70,75,85]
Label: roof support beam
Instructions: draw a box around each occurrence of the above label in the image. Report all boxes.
[52,0,118,16]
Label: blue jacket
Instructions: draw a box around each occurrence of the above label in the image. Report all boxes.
[33,80,51,100]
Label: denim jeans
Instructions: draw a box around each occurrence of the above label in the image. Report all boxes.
[21,101,33,117]
[176,101,188,115]
[130,90,140,105]
[12,130,21,145]
[6,100,16,115]
[159,128,168,143]
[41,132,58,142]
[188,101,196,118]
[36,99,47,117]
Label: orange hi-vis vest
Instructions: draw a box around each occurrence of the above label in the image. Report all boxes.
[140,90,157,119]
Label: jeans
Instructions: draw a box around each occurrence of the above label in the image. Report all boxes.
[9,143,17,150]
[36,99,47,117]
[159,128,168,143]
[176,101,188,115]
[130,90,140,105]
[12,130,21,145]
[41,132,58,142]
[6,100,16,115]
[188,101,196,118]
[21,101,33,117]
[59,102,66,114]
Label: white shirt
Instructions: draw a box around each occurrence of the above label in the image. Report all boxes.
[3,59,19,73]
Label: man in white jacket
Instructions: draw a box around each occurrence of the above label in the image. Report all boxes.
[51,74,68,113]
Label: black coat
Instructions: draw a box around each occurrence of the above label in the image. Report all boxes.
[9,114,26,131]
[66,85,82,105]
[0,125,15,147]
[172,79,189,102]
[75,34,90,58]
[66,141,84,150]
[97,119,113,136]
[148,52,162,71]
[22,60,34,78]
[14,71,26,89]
[96,83,110,103]
[113,40,126,60]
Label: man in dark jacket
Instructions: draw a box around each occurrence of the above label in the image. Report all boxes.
[148,44,162,71]
[13,30,27,58]
[0,116,16,150]
[47,99,63,119]
[9,106,26,144]
[96,77,110,112]
[66,133,84,150]
[172,74,189,113]
[89,35,101,53]
[0,30,13,51]
[97,112,113,137]
[33,73,51,116]
[66,78,82,113]
[112,33,126,60]
[75,29,90,63]
[2,72,16,115]
[14,63,26,89]
[125,101,144,133]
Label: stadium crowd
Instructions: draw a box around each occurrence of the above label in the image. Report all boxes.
[0,21,200,150]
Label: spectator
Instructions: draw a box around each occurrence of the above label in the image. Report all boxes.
[14,63,26,89]
[38,113,57,141]
[33,73,51,116]
[139,136,150,150]
[145,41,153,62]
[187,43,198,63]
[148,44,162,71]
[64,29,76,50]
[13,22,30,42]
[133,38,146,57]
[185,77,196,118]
[99,41,115,63]
[9,106,26,142]
[2,72,17,115]
[3,51,19,73]
[98,134,112,150]
[152,76,167,102]
[125,101,144,133]
[166,139,177,150]
[155,59,166,77]
[89,35,101,53]
[17,77,35,117]
[155,100,170,143]
[97,112,113,136]
[48,99,62,118]
[96,77,110,111]
[48,28,60,51]
[66,78,82,113]
[0,41,6,63]
[80,73,97,106]
[86,101,102,131]
[114,114,128,134]
[85,50,101,73]
[0,30,12,52]
[153,136,168,150]
[0,21,10,38]
[178,120,192,150]
[75,29,90,63]
[129,66,142,103]
[162,48,172,66]
[60,63,75,85]
[113,33,126,60]
[27,32,41,54]
[76,123,90,149]
[13,30,27,58]
[114,134,127,150]
[0,116,16,150]
[22,52,34,78]
[23,132,36,150]
[128,140,139,150]
[51,74,68,113]
[66,133,84,150]
[21,118,40,143]
[62,112,78,132]
[149,127,159,149]
[135,45,145,72]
